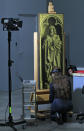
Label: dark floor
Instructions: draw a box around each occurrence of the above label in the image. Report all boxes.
[0,89,84,131]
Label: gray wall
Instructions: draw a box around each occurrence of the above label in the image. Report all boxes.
[0,0,84,90]
[54,0,84,67]
[0,0,47,90]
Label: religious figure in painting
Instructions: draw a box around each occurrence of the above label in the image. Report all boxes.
[42,24,62,88]
[39,14,64,89]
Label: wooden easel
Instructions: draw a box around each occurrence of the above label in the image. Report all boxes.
[34,2,56,90]
[33,2,58,118]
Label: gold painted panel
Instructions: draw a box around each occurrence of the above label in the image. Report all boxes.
[38,14,65,89]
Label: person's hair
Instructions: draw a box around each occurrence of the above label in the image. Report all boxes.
[51,67,61,74]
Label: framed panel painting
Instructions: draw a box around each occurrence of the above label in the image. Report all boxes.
[38,14,65,89]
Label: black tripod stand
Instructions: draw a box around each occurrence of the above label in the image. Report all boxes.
[0,21,26,131]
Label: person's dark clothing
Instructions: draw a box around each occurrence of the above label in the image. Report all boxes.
[49,75,73,123]
[50,75,72,101]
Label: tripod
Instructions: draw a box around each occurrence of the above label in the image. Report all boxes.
[0,31,26,131]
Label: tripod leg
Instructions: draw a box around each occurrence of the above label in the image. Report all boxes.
[10,126,17,131]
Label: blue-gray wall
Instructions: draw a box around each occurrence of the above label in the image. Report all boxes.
[0,0,47,90]
[0,0,84,90]
[54,0,84,67]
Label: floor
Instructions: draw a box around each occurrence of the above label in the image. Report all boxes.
[0,89,84,131]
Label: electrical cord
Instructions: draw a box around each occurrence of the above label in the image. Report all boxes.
[76,113,84,123]
[0,102,9,122]
[5,102,9,122]
[0,88,23,123]
[0,71,23,123]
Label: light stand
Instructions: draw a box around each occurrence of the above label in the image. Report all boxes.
[8,31,13,123]
[0,18,26,131]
